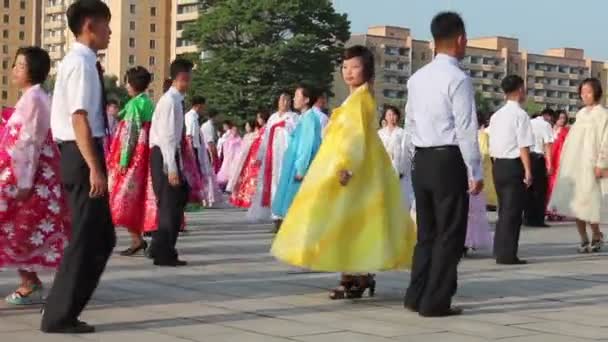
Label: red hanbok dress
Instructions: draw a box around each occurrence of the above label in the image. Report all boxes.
[546,126,570,220]
[0,85,70,271]
[230,127,265,208]
[107,93,158,233]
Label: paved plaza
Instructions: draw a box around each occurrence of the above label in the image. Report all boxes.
[1,207,607,341]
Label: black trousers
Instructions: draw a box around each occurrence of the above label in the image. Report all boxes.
[149,147,188,263]
[41,140,116,331]
[524,153,547,226]
[493,158,526,262]
[404,146,469,315]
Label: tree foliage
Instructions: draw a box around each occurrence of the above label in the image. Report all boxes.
[43,74,129,106]
[183,0,350,119]
[475,91,493,114]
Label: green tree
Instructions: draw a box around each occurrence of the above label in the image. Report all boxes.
[524,99,544,115]
[475,90,492,114]
[183,0,350,119]
[43,74,129,106]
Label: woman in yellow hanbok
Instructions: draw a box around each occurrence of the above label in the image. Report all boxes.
[271,46,416,299]
[477,114,497,207]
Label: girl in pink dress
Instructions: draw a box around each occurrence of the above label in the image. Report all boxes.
[0,47,70,305]
[217,123,243,188]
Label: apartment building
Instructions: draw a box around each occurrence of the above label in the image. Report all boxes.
[170,0,201,59]
[0,0,42,107]
[335,26,608,114]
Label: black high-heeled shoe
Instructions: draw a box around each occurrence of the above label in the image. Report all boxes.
[329,275,355,300]
[120,240,148,256]
[346,274,376,299]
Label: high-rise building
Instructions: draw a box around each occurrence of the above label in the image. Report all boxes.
[170,0,201,60]
[0,0,43,107]
[334,26,608,115]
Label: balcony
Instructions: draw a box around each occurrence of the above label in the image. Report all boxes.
[48,50,63,60]
[176,11,200,22]
[45,4,65,14]
[45,35,65,44]
[530,70,545,77]
[45,21,65,30]
[569,73,581,81]
[177,0,200,4]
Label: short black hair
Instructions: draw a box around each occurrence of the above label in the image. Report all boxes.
[223,120,233,128]
[170,59,194,80]
[257,109,271,124]
[541,108,555,116]
[383,105,402,120]
[501,75,525,94]
[66,0,111,37]
[106,99,119,107]
[431,12,466,42]
[162,78,172,93]
[191,96,206,106]
[343,45,375,83]
[579,78,603,103]
[207,109,218,118]
[124,66,152,93]
[296,84,319,108]
[246,119,256,130]
[14,47,50,85]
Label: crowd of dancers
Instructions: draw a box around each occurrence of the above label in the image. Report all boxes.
[0,0,607,334]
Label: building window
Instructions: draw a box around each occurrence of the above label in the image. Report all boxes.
[20,1,25,10]
[150,73,154,81]
[3,0,8,9]
[129,38,135,48]
[19,16,25,25]
[149,56,155,65]
[150,23,156,32]
[149,40,156,49]
[1,45,7,54]
[130,21,135,31]
[128,55,135,65]
[151,7,156,16]
[1,91,7,100]
[1,76,6,84]
[130,4,135,14]
[421,53,426,60]
[19,31,24,40]
[3,14,8,23]
[2,30,7,38]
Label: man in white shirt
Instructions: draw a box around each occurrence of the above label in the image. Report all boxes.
[312,92,329,130]
[524,108,554,227]
[201,111,219,171]
[42,0,114,335]
[403,12,482,318]
[184,95,206,170]
[488,75,535,265]
[148,59,193,267]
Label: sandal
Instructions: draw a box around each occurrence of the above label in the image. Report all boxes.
[5,283,43,305]
[347,274,376,299]
[329,276,355,300]
[120,240,148,256]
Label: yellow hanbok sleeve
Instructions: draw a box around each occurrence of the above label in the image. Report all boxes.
[332,94,370,173]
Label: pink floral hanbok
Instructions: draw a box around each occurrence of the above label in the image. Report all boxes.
[0,85,70,271]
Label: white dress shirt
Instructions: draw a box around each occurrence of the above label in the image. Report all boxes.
[488,100,535,159]
[201,120,216,145]
[149,87,184,174]
[312,106,329,129]
[530,116,554,154]
[405,53,482,181]
[51,42,105,141]
[378,126,406,175]
[184,109,201,149]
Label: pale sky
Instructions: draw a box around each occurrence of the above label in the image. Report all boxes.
[333,0,608,61]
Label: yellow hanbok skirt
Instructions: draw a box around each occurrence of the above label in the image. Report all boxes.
[478,130,497,207]
[270,84,416,272]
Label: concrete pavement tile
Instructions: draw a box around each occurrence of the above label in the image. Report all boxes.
[219,316,340,337]
[498,334,596,342]
[293,331,393,342]
[0,331,87,341]
[80,330,193,342]
[391,332,490,341]
[516,321,608,340]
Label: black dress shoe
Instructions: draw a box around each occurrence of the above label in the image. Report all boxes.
[42,321,95,334]
[119,241,148,256]
[153,259,187,267]
[419,306,463,317]
[403,303,418,312]
[496,258,527,265]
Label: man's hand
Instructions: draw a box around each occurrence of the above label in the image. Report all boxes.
[168,172,181,187]
[468,179,483,195]
[15,187,32,201]
[338,170,352,186]
[524,171,533,188]
[294,174,304,182]
[89,167,108,198]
